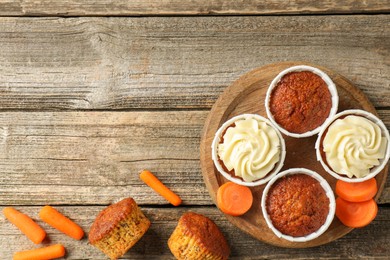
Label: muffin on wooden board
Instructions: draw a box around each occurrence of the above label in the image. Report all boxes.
[89,197,150,259]
[265,65,338,138]
[261,168,335,242]
[316,109,390,183]
[211,114,286,187]
[168,212,230,260]
[266,173,330,237]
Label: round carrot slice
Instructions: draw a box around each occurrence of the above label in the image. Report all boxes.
[335,197,378,228]
[336,178,377,202]
[217,182,253,216]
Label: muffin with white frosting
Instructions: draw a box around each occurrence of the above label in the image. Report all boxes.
[316,109,390,182]
[212,114,286,186]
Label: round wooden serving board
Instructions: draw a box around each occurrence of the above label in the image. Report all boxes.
[200,61,388,248]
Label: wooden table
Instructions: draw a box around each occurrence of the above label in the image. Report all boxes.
[0,1,389,259]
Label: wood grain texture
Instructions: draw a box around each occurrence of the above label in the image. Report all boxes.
[0,0,389,16]
[0,111,210,205]
[0,16,389,110]
[0,2,389,257]
[0,206,389,259]
[0,110,388,206]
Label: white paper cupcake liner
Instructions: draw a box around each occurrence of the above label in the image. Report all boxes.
[265,65,339,138]
[211,114,286,187]
[261,168,336,242]
[315,109,390,183]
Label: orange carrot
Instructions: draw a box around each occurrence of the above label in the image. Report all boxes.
[13,244,65,260]
[336,197,378,228]
[217,182,253,216]
[3,207,46,244]
[139,170,182,206]
[39,205,84,240]
[336,178,378,202]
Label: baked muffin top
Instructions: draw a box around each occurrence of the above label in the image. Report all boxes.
[266,174,330,237]
[89,197,137,243]
[269,71,332,134]
[179,212,230,259]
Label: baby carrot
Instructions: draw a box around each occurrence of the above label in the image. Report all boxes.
[13,244,65,260]
[3,207,46,244]
[140,170,182,206]
[39,205,84,240]
[217,182,253,216]
[336,197,378,228]
[336,178,378,202]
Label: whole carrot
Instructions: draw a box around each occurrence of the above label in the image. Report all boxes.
[39,205,84,240]
[3,207,46,244]
[140,170,182,206]
[13,244,65,260]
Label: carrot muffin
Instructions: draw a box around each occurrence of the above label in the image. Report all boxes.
[269,71,331,134]
[317,109,390,181]
[265,174,330,237]
[89,197,150,260]
[212,114,285,186]
[168,212,230,260]
[265,65,338,138]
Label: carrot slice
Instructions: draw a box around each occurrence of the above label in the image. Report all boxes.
[336,178,378,202]
[39,205,84,240]
[3,207,46,244]
[140,170,182,206]
[335,197,378,228]
[217,182,253,216]
[13,244,65,260]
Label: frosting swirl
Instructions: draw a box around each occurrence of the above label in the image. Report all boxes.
[323,115,388,178]
[217,117,281,182]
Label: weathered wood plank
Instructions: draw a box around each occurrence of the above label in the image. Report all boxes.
[0,206,389,259]
[0,16,389,110]
[0,111,211,205]
[0,0,389,16]
[0,110,388,206]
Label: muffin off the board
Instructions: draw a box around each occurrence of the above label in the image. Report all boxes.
[168,212,230,260]
[88,197,150,259]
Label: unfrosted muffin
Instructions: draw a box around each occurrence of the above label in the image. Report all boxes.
[168,212,230,260]
[89,197,150,259]
[261,168,335,242]
[266,174,329,237]
[265,65,338,138]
